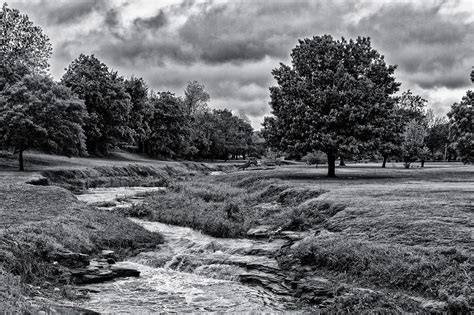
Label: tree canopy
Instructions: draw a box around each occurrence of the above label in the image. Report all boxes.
[61,54,133,155]
[0,74,87,170]
[264,35,399,176]
[0,3,52,73]
[448,90,473,164]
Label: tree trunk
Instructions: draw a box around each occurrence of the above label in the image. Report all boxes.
[339,156,346,166]
[327,153,336,177]
[382,156,387,168]
[19,150,24,171]
[421,160,425,168]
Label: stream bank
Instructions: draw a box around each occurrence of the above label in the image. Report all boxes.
[69,185,319,313]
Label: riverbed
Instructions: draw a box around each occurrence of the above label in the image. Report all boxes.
[71,186,316,313]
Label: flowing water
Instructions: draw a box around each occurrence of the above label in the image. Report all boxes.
[72,186,315,313]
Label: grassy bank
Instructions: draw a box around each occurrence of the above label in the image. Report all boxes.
[0,183,164,311]
[126,176,335,237]
[129,163,473,312]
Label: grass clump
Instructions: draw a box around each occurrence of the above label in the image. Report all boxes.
[129,176,334,237]
[281,235,472,312]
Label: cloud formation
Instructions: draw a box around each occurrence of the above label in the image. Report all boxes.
[6,0,473,129]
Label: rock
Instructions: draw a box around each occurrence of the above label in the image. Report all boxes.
[101,250,116,258]
[49,251,90,268]
[71,260,140,284]
[247,225,275,238]
[278,231,306,241]
[239,272,291,295]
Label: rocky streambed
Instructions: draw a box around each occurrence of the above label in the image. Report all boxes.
[59,186,325,313]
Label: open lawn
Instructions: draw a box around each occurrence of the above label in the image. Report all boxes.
[132,162,473,312]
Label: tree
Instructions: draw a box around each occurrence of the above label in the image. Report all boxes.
[377,90,428,168]
[61,54,133,155]
[145,91,191,158]
[264,35,399,177]
[425,114,449,161]
[0,3,52,74]
[124,76,152,152]
[183,81,210,116]
[397,90,427,123]
[0,74,87,170]
[401,119,428,169]
[447,91,473,164]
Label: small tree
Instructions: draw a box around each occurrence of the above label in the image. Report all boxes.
[401,119,428,169]
[0,75,87,170]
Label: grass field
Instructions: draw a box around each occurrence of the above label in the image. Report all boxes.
[132,162,473,312]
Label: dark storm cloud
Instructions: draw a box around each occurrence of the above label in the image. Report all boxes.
[178,1,356,64]
[351,2,474,89]
[104,8,120,28]
[133,10,167,29]
[7,0,472,128]
[11,0,107,25]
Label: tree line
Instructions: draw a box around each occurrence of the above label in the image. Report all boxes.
[262,35,472,176]
[0,4,258,170]
[1,4,471,175]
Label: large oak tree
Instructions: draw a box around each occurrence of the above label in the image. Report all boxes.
[264,35,399,176]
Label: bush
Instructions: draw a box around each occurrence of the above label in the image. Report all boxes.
[301,151,327,165]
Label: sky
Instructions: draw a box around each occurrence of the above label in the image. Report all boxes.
[5,0,474,129]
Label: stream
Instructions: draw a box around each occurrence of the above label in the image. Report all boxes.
[72,186,316,313]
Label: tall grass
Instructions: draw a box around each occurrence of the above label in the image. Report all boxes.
[126,176,336,238]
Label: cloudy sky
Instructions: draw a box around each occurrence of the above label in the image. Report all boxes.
[6,0,474,129]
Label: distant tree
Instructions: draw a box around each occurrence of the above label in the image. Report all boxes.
[146,91,190,158]
[183,81,210,116]
[378,101,402,168]
[0,75,87,170]
[401,119,428,169]
[377,91,428,168]
[425,114,449,161]
[183,81,211,158]
[124,76,152,152]
[397,90,427,124]
[261,116,283,151]
[61,54,133,155]
[0,3,52,74]
[447,91,473,164]
[264,35,399,177]
[249,131,266,158]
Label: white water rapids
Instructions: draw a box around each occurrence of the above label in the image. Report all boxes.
[72,186,316,313]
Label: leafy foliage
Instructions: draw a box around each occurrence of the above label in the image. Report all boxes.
[401,119,429,168]
[61,54,133,155]
[0,75,87,170]
[124,77,153,150]
[448,90,473,164]
[145,91,191,158]
[0,3,52,73]
[264,35,399,176]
